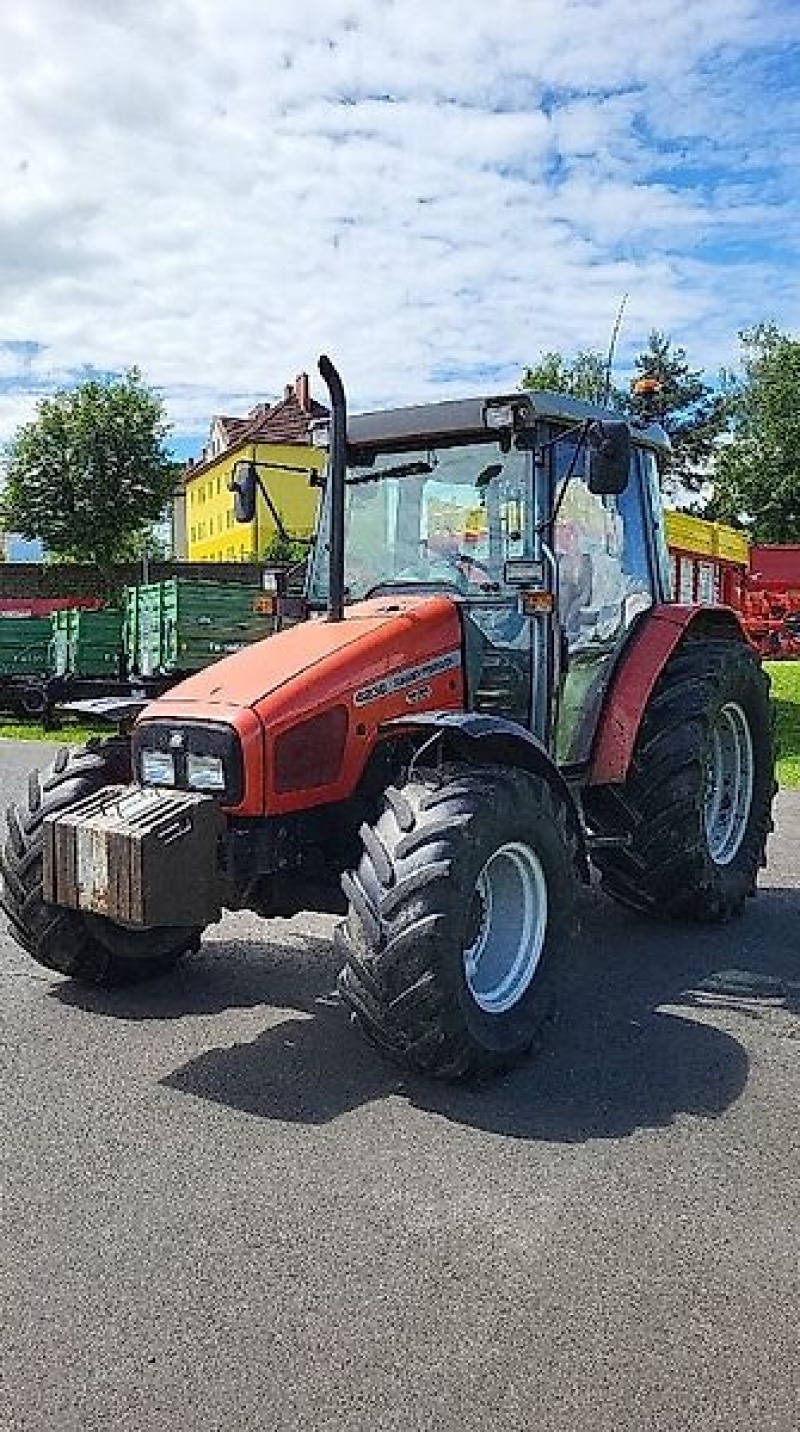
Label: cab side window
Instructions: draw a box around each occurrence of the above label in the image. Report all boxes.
[554,437,654,654]
[553,434,655,764]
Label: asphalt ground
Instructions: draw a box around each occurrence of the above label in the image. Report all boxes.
[1,738,798,1432]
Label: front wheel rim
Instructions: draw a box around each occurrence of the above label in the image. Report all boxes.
[462,841,548,1014]
[703,701,755,865]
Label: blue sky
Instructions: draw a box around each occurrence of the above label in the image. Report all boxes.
[0,0,798,461]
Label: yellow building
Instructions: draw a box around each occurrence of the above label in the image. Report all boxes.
[182,373,327,562]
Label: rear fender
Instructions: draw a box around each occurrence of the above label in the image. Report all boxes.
[383,710,589,880]
[590,604,749,787]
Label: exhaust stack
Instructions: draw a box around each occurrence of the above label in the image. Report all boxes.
[317,355,347,623]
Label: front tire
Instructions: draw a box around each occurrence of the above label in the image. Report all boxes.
[337,763,579,1079]
[584,637,775,921]
[0,739,201,985]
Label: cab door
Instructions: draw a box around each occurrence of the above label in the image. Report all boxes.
[554,438,657,766]
[459,446,537,729]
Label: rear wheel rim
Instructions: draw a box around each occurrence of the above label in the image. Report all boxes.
[462,841,547,1014]
[703,701,755,865]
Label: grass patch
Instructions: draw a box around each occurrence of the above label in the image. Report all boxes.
[765,660,800,789]
[0,719,111,744]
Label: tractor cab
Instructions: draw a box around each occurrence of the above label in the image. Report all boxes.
[305,388,670,769]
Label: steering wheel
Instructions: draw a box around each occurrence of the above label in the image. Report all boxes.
[454,551,492,574]
[362,554,495,600]
[449,552,498,591]
[362,578,464,600]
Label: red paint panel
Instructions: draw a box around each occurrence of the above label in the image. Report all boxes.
[589,604,745,786]
[748,545,800,586]
[274,705,349,792]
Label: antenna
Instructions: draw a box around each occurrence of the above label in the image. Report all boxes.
[602,293,628,407]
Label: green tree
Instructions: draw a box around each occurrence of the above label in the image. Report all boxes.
[627,331,728,494]
[1,369,179,576]
[522,349,619,406]
[261,530,309,565]
[708,323,800,543]
[522,335,726,500]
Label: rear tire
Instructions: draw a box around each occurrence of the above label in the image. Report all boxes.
[0,739,201,985]
[337,762,579,1079]
[584,638,775,921]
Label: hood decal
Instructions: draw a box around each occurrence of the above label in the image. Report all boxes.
[353,649,461,708]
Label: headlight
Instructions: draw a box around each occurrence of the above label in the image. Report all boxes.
[185,753,226,792]
[133,721,243,804]
[141,749,177,786]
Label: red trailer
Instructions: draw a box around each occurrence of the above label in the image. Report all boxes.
[0,597,101,619]
[743,546,800,658]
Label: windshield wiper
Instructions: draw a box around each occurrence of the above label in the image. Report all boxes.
[346,460,433,486]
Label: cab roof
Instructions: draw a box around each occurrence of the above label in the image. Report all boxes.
[337,390,669,456]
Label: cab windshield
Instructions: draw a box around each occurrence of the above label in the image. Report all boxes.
[307,442,533,603]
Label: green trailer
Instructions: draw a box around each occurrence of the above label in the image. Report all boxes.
[0,617,52,677]
[125,579,272,677]
[0,616,53,715]
[51,608,124,678]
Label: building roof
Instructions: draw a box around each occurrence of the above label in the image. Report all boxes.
[214,415,251,442]
[242,390,329,446]
[185,374,329,482]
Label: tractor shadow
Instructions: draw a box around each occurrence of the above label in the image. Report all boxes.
[52,918,344,1020]
[147,882,799,1143]
[50,884,799,1143]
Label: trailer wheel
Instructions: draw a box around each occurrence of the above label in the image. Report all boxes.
[16,686,46,718]
[0,739,201,985]
[337,763,579,1080]
[584,638,775,921]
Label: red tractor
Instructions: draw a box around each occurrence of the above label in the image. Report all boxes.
[0,358,776,1079]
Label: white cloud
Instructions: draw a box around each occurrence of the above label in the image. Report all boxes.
[0,0,798,446]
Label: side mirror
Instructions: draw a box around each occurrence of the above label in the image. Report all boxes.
[586,421,630,496]
[229,461,257,523]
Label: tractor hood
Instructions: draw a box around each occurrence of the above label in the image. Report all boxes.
[140,594,461,714]
[135,594,465,816]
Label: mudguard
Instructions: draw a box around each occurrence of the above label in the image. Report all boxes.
[589,604,748,786]
[383,709,589,879]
